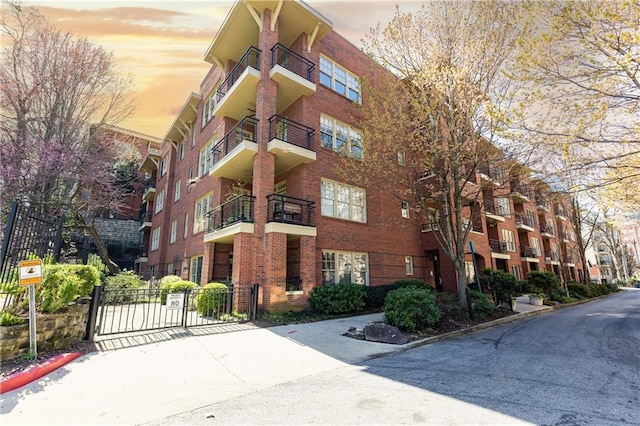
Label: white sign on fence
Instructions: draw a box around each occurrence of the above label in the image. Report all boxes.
[166,293,184,310]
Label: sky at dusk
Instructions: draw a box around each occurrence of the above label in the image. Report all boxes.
[21,1,422,139]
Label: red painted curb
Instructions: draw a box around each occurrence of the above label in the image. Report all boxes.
[0,352,82,394]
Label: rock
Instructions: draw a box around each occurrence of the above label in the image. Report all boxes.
[363,322,409,345]
[345,326,365,340]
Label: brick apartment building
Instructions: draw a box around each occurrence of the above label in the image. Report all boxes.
[134,0,584,311]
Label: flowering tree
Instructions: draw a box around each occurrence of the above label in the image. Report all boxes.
[0,2,135,272]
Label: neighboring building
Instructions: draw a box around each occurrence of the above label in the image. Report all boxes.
[137,0,584,310]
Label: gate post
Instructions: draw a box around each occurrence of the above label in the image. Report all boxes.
[181,289,191,327]
[250,283,259,320]
[84,285,103,341]
[0,201,19,280]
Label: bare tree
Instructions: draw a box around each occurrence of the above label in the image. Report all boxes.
[0,1,135,272]
[351,1,530,305]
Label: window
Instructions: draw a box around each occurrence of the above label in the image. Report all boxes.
[190,255,203,285]
[170,220,177,244]
[184,213,189,239]
[178,142,185,161]
[320,115,363,158]
[155,190,165,213]
[198,140,214,177]
[502,229,516,252]
[319,56,361,103]
[398,150,405,166]
[274,180,287,195]
[511,265,521,280]
[167,263,174,276]
[174,179,181,202]
[423,208,440,232]
[187,167,194,192]
[321,179,366,222]
[194,192,213,234]
[465,261,475,284]
[405,256,414,275]
[401,201,410,219]
[151,227,161,251]
[497,197,510,216]
[202,90,216,128]
[531,237,541,256]
[322,251,368,285]
[159,156,167,177]
[192,129,197,147]
[527,209,537,227]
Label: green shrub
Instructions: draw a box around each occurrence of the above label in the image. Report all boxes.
[526,271,561,296]
[470,290,496,319]
[480,268,518,304]
[308,283,366,315]
[159,275,182,286]
[393,279,434,291]
[567,282,589,298]
[383,287,441,332]
[0,311,24,326]
[363,284,398,308]
[104,271,147,303]
[434,291,465,317]
[160,280,198,304]
[38,264,99,313]
[195,282,228,316]
[550,288,571,303]
[86,253,108,283]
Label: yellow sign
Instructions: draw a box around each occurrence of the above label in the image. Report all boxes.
[19,260,43,286]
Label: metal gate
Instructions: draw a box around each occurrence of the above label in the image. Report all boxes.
[0,201,64,284]
[86,284,259,338]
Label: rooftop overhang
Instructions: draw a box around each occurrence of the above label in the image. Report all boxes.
[204,0,332,66]
[163,93,201,147]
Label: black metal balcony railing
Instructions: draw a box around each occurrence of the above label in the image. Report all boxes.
[520,245,538,258]
[484,199,509,217]
[138,204,153,224]
[510,182,533,199]
[144,176,157,189]
[478,166,506,182]
[540,224,556,236]
[515,212,536,228]
[206,195,255,232]
[535,194,551,210]
[564,254,576,264]
[267,194,315,226]
[268,115,315,150]
[489,239,509,254]
[544,251,560,262]
[216,46,261,103]
[271,43,315,82]
[211,116,258,166]
[555,205,569,218]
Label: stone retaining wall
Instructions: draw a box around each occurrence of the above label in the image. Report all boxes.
[0,305,88,360]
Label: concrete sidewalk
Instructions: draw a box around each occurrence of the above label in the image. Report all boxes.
[0,296,551,425]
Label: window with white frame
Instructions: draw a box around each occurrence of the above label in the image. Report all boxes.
[178,141,185,161]
[319,56,361,103]
[531,237,541,256]
[401,201,410,219]
[198,140,214,177]
[405,256,414,275]
[155,189,165,213]
[511,265,521,280]
[184,213,189,239]
[320,115,363,158]
[321,179,366,222]
[170,219,177,244]
[190,255,203,285]
[159,156,167,177]
[167,263,174,276]
[151,226,161,251]
[502,229,516,252]
[497,197,510,216]
[174,179,181,202]
[322,250,368,285]
[194,192,213,234]
[397,150,405,166]
[202,90,217,128]
[191,129,197,147]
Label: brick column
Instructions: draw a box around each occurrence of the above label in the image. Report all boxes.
[202,241,215,285]
[300,235,317,294]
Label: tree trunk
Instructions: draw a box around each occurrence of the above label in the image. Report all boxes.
[75,213,120,275]
[455,265,468,307]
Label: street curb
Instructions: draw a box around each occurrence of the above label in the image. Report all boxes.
[0,352,82,394]
[364,292,620,360]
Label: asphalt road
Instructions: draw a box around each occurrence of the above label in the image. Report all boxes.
[149,291,640,426]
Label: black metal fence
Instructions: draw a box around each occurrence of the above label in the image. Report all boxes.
[0,201,64,284]
[86,283,259,339]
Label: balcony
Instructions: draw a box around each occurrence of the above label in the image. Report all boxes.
[478,166,506,186]
[563,254,577,266]
[270,44,316,112]
[544,250,560,264]
[267,115,316,174]
[138,208,153,232]
[213,46,261,120]
[209,116,258,181]
[510,182,532,203]
[489,238,510,259]
[520,245,540,261]
[555,206,569,220]
[535,195,551,212]
[484,199,507,223]
[142,176,157,202]
[204,195,255,244]
[139,148,161,173]
[540,224,556,238]
[515,212,536,232]
[265,194,317,238]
